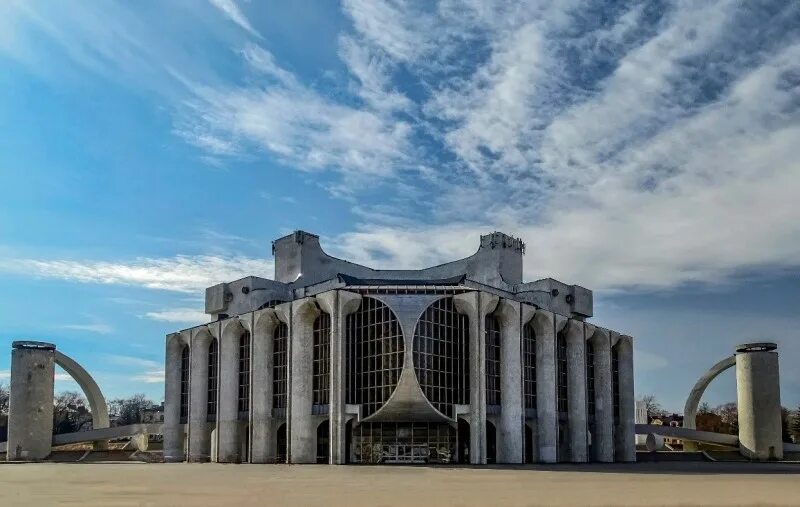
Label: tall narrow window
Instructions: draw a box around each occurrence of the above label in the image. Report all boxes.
[612,344,620,424]
[485,315,501,408]
[313,313,331,408]
[557,331,568,414]
[180,345,190,423]
[238,330,251,414]
[523,323,536,410]
[586,341,595,418]
[273,323,288,417]
[207,339,218,418]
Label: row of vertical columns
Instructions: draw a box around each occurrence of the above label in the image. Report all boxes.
[317,291,362,464]
[163,330,190,463]
[453,291,498,465]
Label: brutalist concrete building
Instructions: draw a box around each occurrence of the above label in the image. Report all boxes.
[163,231,635,465]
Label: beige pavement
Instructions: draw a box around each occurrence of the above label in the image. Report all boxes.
[1,462,799,506]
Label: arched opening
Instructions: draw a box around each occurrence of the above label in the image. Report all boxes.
[345,297,404,418]
[238,330,251,419]
[273,323,288,418]
[457,419,470,464]
[276,423,287,464]
[179,345,190,424]
[486,420,496,464]
[524,424,534,464]
[313,313,331,411]
[207,338,218,421]
[316,420,330,463]
[413,297,469,418]
[485,314,501,410]
[523,323,536,411]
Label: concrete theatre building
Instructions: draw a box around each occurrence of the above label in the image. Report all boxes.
[163,231,635,465]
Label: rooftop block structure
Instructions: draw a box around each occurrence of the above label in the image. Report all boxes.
[164,230,635,464]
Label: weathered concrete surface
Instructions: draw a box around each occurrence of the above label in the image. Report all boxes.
[53,351,110,431]
[564,321,587,462]
[188,328,213,463]
[7,343,55,461]
[615,335,636,462]
[2,463,800,507]
[250,309,277,464]
[288,297,320,464]
[736,349,782,461]
[495,299,523,464]
[683,355,736,452]
[587,326,613,463]
[532,310,557,463]
[217,319,242,463]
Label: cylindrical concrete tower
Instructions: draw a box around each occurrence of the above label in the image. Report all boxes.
[735,343,782,461]
[7,341,56,461]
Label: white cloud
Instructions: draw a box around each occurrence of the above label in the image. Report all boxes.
[0,255,274,293]
[143,308,209,325]
[131,371,165,384]
[61,323,114,335]
[0,370,9,380]
[207,0,262,39]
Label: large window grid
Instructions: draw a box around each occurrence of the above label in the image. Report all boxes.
[313,313,332,409]
[523,323,536,410]
[238,331,251,416]
[557,331,568,415]
[412,297,469,419]
[485,315,501,408]
[179,345,189,423]
[586,341,595,419]
[273,323,288,417]
[345,297,404,418]
[612,344,620,424]
[349,422,456,464]
[207,339,218,420]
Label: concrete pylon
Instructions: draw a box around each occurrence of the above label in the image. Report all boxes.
[736,343,782,461]
[7,341,55,461]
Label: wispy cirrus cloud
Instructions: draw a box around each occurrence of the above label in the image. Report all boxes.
[207,0,262,39]
[143,308,209,324]
[60,323,114,335]
[0,255,273,293]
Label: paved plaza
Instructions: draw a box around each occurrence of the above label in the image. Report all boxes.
[1,462,798,506]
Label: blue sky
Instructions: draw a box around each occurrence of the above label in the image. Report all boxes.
[0,0,798,412]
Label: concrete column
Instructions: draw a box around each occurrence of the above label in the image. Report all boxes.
[251,309,278,463]
[614,335,636,462]
[217,319,243,463]
[530,310,557,463]
[564,320,588,462]
[494,299,523,464]
[163,332,188,463]
[7,341,55,461]
[188,328,213,462]
[288,297,320,464]
[588,326,613,462]
[316,290,362,464]
[520,304,537,463]
[736,344,782,461]
[453,291,499,465]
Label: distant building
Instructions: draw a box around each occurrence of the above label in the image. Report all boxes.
[650,414,684,448]
[142,403,164,424]
[163,231,636,465]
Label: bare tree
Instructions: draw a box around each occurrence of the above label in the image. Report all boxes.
[713,402,738,435]
[639,394,666,418]
[698,401,712,414]
[0,382,8,416]
[792,406,800,444]
[53,391,92,434]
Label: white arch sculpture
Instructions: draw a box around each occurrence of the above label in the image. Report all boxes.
[54,350,110,430]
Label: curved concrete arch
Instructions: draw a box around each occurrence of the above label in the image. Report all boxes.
[683,355,736,430]
[54,351,110,429]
